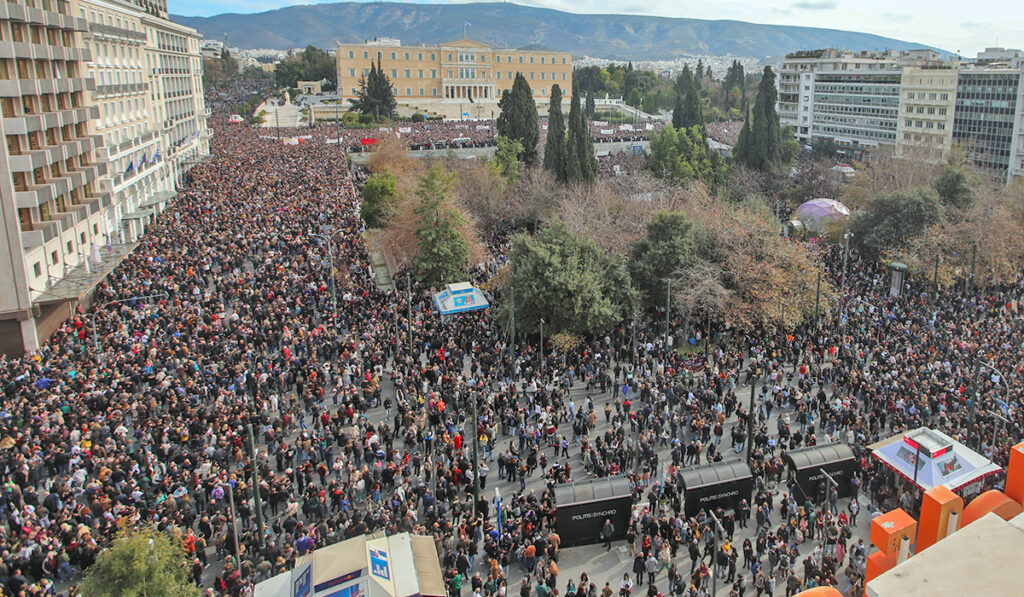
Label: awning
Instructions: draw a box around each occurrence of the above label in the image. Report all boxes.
[139,190,175,209]
[433,282,489,315]
[33,242,138,305]
[122,209,156,220]
[871,427,1002,493]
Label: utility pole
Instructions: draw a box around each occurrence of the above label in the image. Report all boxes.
[665,279,672,348]
[708,511,725,596]
[509,286,515,361]
[839,231,852,333]
[967,356,983,449]
[967,242,977,294]
[705,311,711,358]
[226,482,241,569]
[539,318,545,378]
[747,380,756,465]
[814,269,822,329]
[407,276,413,353]
[472,390,481,517]
[247,423,267,544]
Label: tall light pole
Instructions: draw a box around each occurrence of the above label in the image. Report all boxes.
[665,278,672,348]
[839,231,852,333]
[247,423,267,544]
[814,268,822,329]
[708,511,725,596]
[471,390,481,516]
[539,318,545,379]
[311,232,337,312]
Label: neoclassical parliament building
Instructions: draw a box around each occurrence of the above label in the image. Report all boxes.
[335,38,572,119]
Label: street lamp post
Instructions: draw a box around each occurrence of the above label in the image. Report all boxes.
[539,318,545,379]
[839,232,853,333]
[708,511,725,596]
[225,482,241,568]
[814,269,822,329]
[311,232,337,312]
[90,293,169,358]
[471,390,481,517]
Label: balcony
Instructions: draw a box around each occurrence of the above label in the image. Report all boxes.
[21,221,59,249]
[89,22,147,44]
[93,82,149,98]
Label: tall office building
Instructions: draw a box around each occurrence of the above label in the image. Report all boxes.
[336,38,572,119]
[952,57,1024,184]
[777,49,903,150]
[895,60,958,161]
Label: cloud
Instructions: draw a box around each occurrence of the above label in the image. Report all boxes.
[791,0,838,9]
[881,12,912,24]
[960,21,990,30]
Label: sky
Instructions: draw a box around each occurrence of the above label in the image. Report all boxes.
[172,0,1024,56]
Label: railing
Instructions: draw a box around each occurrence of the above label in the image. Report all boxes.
[90,22,147,43]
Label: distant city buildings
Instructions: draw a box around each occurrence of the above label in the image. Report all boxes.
[0,0,208,355]
[777,47,1024,184]
[335,38,572,119]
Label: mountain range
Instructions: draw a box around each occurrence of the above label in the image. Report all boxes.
[171,1,939,61]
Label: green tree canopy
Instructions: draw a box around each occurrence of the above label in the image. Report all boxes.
[413,164,469,287]
[626,87,642,108]
[934,164,973,209]
[489,135,524,187]
[648,123,727,187]
[275,45,336,89]
[849,187,943,258]
[564,85,597,184]
[81,526,199,597]
[629,211,698,308]
[733,66,787,172]
[501,220,637,337]
[359,169,399,228]
[497,73,540,166]
[543,85,566,181]
[349,58,397,119]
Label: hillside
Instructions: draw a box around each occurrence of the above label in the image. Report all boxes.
[171,1,939,60]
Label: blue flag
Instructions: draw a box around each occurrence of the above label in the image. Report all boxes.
[465,21,471,27]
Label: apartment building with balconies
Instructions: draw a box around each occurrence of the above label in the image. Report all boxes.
[0,0,117,354]
[79,0,168,244]
[142,12,208,191]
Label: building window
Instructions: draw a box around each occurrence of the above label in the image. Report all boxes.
[404,52,409,60]
[432,88,437,96]
[530,72,534,80]
[348,51,354,58]
[406,88,411,95]
[349,69,355,77]
[431,70,437,78]
[419,88,424,95]
[431,53,436,60]
[540,57,545,64]
[33,262,41,277]
[51,251,58,264]
[418,70,423,78]
[363,51,368,59]
[390,52,396,59]
[391,69,397,78]
[405,69,410,78]
[530,57,534,64]
[418,53,423,60]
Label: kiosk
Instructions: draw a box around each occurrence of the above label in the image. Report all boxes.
[553,476,633,547]
[679,461,753,518]
[783,443,858,503]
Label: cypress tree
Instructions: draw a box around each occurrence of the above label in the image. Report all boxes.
[543,85,567,181]
[585,89,595,117]
[734,66,784,172]
[497,73,540,166]
[681,80,703,131]
[672,93,685,129]
[565,84,596,183]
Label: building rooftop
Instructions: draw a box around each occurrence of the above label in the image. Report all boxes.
[867,512,1024,597]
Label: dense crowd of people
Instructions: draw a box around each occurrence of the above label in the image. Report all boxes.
[0,81,1019,597]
